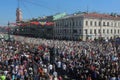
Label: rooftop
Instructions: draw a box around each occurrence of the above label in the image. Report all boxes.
[83,13,120,20]
[58,12,120,20]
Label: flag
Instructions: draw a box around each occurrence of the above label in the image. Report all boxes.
[39,22,46,26]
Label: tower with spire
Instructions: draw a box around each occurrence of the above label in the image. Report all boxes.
[16,0,22,23]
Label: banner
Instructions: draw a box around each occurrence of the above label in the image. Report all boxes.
[30,21,39,25]
[9,21,54,27]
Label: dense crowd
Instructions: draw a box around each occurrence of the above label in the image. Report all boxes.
[0,36,120,80]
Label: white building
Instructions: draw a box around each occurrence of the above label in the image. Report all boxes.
[54,13,120,41]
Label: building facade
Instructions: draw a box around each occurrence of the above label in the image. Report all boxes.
[12,15,54,39]
[54,13,120,41]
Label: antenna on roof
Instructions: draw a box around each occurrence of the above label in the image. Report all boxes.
[86,5,89,13]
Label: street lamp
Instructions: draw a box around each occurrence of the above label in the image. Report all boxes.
[99,17,102,42]
[7,21,10,41]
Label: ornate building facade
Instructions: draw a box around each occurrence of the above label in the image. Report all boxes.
[54,13,120,41]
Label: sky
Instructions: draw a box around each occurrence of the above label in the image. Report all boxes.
[0,0,120,26]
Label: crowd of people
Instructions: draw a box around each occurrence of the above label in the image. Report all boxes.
[0,35,120,80]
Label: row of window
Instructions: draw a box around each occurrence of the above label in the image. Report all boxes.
[55,20,82,27]
[55,29,74,34]
[55,20,120,27]
[84,29,120,34]
[55,29,120,35]
[86,21,120,27]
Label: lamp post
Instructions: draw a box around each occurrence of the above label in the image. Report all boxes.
[99,17,102,42]
[7,21,10,41]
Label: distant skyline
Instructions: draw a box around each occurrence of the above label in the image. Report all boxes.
[0,0,120,26]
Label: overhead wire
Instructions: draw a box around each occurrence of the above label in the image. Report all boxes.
[21,0,34,18]
[16,0,60,21]
[23,0,58,12]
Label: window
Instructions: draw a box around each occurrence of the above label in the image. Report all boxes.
[111,22,113,26]
[90,29,92,34]
[65,29,67,33]
[103,22,106,26]
[70,22,72,26]
[70,30,71,33]
[99,21,101,26]
[65,21,68,27]
[71,19,73,26]
[79,29,81,34]
[79,21,82,26]
[85,29,88,34]
[76,21,78,26]
[114,29,116,34]
[116,23,118,27]
[73,29,77,33]
[107,22,109,26]
[64,21,66,26]
[58,22,60,26]
[94,29,96,34]
[59,22,61,27]
[60,21,62,26]
[118,30,119,34]
[107,29,109,34]
[90,21,92,26]
[111,29,113,34]
[56,23,58,26]
[95,22,97,26]
[86,21,88,26]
